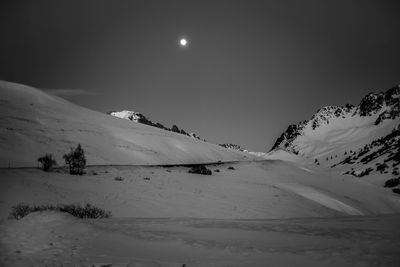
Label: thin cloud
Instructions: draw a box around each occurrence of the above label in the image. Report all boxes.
[45,89,98,97]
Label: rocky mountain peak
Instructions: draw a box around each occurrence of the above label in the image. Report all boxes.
[359,92,385,116]
[384,85,400,105]
[270,85,400,154]
[108,110,145,122]
[219,143,245,152]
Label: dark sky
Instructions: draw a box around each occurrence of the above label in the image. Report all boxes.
[1,0,400,151]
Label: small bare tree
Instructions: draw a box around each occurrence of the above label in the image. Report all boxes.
[63,144,86,175]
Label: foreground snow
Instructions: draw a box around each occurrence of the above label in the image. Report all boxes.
[1,211,399,266]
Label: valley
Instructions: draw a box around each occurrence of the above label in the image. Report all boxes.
[1,81,400,266]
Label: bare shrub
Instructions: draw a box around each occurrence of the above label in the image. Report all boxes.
[9,203,111,220]
[37,154,57,171]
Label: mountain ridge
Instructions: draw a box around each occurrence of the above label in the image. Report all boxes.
[108,110,204,141]
[268,85,400,190]
[270,85,400,155]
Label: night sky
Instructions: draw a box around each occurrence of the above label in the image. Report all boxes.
[1,0,399,151]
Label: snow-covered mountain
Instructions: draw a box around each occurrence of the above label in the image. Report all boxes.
[109,112,269,158]
[108,110,145,123]
[269,85,400,181]
[0,80,256,167]
[109,110,203,141]
[271,85,400,156]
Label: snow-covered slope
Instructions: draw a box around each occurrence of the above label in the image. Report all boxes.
[109,109,204,141]
[2,161,400,221]
[271,85,400,158]
[0,80,256,167]
[268,85,400,187]
[270,86,399,157]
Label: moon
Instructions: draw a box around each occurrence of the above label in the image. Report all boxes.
[180,38,187,47]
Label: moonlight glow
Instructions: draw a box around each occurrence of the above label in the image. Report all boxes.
[180,38,187,46]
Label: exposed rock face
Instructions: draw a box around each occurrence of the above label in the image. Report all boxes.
[271,85,400,154]
[359,93,384,116]
[219,143,245,152]
[271,123,307,154]
[334,125,400,168]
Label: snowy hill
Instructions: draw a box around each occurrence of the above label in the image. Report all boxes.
[109,110,204,141]
[109,112,268,158]
[0,80,255,167]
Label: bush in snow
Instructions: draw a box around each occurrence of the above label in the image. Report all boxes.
[188,165,212,175]
[58,203,111,219]
[37,153,57,171]
[9,203,111,220]
[63,144,86,175]
[227,166,235,170]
